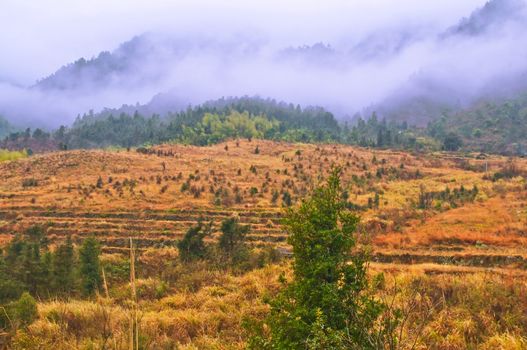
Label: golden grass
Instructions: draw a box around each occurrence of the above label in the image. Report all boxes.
[375,193,527,249]
[10,264,287,349]
[2,141,527,348]
[0,149,27,162]
[9,264,527,349]
[1,139,526,272]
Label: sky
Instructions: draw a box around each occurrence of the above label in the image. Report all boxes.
[2,0,526,128]
[0,0,487,85]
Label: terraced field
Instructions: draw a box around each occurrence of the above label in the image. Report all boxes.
[1,139,526,273]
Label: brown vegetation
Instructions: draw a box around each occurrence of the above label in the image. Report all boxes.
[1,139,527,348]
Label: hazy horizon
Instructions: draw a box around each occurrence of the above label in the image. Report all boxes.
[1,0,526,128]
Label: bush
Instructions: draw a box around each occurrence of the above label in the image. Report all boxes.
[22,178,38,187]
[13,292,38,327]
[0,149,27,162]
[218,217,250,257]
[177,221,213,263]
[443,132,463,151]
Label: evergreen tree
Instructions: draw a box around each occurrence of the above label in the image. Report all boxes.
[177,221,212,262]
[0,249,24,303]
[12,292,38,327]
[249,167,397,349]
[3,228,49,300]
[443,132,463,151]
[218,217,250,256]
[5,234,26,282]
[20,243,42,296]
[376,129,384,147]
[374,192,380,208]
[282,191,292,207]
[53,236,75,295]
[38,250,53,297]
[79,237,101,296]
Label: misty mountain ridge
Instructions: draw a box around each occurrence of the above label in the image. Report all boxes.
[1,0,526,131]
[444,0,525,37]
[369,0,527,126]
[34,34,183,91]
[34,0,526,93]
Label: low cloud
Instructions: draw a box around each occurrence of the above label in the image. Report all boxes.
[2,0,526,128]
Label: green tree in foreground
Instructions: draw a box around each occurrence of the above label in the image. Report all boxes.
[0,250,24,303]
[249,167,398,349]
[79,237,101,296]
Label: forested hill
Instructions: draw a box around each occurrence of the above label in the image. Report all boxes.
[1,96,423,152]
[56,97,342,149]
[370,0,527,128]
[3,94,527,156]
[427,92,527,155]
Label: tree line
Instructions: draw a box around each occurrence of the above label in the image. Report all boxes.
[0,226,101,303]
[5,93,527,154]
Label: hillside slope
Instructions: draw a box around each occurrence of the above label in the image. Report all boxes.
[427,92,527,155]
[1,140,526,265]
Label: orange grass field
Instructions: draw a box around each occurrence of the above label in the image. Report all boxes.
[1,139,527,272]
[2,140,527,348]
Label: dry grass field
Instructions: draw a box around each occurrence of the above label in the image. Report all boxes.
[1,139,526,268]
[1,140,527,348]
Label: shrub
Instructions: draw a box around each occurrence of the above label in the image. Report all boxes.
[0,149,27,162]
[282,191,292,207]
[13,292,38,327]
[177,221,213,263]
[22,178,38,187]
[443,132,463,151]
[218,217,250,257]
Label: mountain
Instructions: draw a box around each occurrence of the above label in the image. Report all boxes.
[371,0,527,126]
[88,92,189,122]
[1,0,525,137]
[349,27,425,62]
[427,92,527,155]
[34,34,177,91]
[59,96,341,149]
[444,0,525,37]
[277,43,338,66]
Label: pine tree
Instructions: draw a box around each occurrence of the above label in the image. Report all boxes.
[53,236,75,295]
[39,250,53,296]
[79,237,101,296]
[282,191,292,207]
[21,243,42,296]
[177,221,212,262]
[374,192,380,208]
[377,129,384,147]
[0,249,24,303]
[13,292,38,327]
[218,217,250,256]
